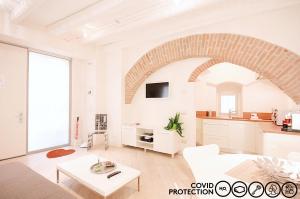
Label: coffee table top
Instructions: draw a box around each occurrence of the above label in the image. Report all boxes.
[57,155,141,197]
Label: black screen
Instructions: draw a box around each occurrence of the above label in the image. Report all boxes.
[146,82,169,98]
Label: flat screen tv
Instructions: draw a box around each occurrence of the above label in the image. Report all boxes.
[146,82,169,98]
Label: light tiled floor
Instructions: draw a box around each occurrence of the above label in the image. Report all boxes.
[0,145,194,199]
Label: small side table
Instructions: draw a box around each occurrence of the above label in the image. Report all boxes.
[87,130,108,150]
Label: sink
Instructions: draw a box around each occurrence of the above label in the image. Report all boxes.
[232,117,244,120]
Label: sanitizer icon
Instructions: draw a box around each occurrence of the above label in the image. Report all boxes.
[282,182,297,198]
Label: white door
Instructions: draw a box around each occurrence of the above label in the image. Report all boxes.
[0,43,27,160]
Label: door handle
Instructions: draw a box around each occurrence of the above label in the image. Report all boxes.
[18,112,23,123]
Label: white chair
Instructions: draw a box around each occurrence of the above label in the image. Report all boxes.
[183,144,220,181]
[287,152,300,162]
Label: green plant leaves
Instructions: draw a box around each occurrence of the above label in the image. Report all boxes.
[164,112,184,137]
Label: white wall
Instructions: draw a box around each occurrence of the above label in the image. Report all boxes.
[94,47,123,146]
[124,58,204,148]
[195,63,297,113]
[97,5,300,147]
[71,59,97,145]
[243,81,297,112]
[0,10,99,147]
[1,2,300,149]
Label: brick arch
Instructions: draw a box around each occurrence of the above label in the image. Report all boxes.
[125,33,300,104]
[188,58,224,82]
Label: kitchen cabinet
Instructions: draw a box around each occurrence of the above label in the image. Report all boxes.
[228,121,258,153]
[261,133,300,158]
[202,119,300,157]
[203,120,229,149]
[196,119,203,145]
[203,119,259,153]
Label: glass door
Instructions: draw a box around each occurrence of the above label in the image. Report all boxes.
[28,52,70,152]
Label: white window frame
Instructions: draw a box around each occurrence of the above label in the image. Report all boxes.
[217,82,242,117]
[220,94,238,114]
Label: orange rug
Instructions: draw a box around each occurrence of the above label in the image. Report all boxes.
[46,149,75,158]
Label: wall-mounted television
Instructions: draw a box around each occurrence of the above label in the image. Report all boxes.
[146,82,169,98]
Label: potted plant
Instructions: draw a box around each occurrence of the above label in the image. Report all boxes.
[164,113,184,137]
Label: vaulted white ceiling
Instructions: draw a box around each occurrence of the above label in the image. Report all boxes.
[1,0,300,46]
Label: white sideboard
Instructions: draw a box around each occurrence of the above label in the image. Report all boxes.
[121,126,137,146]
[121,125,180,158]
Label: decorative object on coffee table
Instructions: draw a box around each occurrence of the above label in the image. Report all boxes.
[90,160,116,174]
[254,156,300,185]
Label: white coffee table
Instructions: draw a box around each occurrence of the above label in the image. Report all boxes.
[56,155,141,198]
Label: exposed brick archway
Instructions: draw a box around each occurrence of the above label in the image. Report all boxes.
[188,58,224,82]
[125,33,300,104]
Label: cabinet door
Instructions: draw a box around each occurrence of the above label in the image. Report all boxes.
[203,135,228,148]
[203,121,229,137]
[203,121,229,148]
[121,127,136,146]
[154,130,179,154]
[228,122,256,153]
[262,133,300,158]
[196,119,203,145]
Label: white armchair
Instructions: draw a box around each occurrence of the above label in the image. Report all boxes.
[183,144,220,181]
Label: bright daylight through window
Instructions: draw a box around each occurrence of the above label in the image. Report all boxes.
[220,95,236,114]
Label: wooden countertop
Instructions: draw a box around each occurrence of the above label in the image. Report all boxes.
[197,116,300,136]
[258,122,300,136]
[198,116,272,122]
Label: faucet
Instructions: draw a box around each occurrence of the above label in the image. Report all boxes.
[228,109,232,119]
[228,109,236,119]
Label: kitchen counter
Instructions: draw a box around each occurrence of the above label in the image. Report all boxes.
[198,116,300,157]
[198,117,300,136]
[259,122,300,136]
[197,116,272,122]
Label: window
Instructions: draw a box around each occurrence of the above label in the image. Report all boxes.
[28,52,70,152]
[217,82,242,116]
[220,95,236,114]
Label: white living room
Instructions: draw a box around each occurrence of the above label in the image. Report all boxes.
[1,0,300,199]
